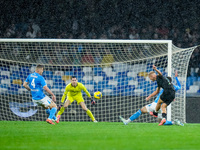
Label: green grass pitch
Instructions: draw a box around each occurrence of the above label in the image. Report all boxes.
[0,121,200,150]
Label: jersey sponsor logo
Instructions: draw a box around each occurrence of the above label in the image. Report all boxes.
[30,75,38,78]
[31,89,39,91]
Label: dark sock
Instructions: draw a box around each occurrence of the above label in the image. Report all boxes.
[162,113,167,119]
[153,111,158,116]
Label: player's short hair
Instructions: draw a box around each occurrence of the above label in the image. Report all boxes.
[167,76,172,83]
[71,76,77,80]
[36,64,44,70]
[148,71,155,76]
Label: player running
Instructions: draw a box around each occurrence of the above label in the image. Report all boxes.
[119,71,184,126]
[56,76,97,123]
[23,64,57,125]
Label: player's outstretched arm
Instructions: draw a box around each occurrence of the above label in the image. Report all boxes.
[43,85,56,102]
[23,81,31,91]
[153,65,162,76]
[175,71,181,87]
[90,97,96,105]
[146,87,161,101]
[61,86,69,103]
[82,85,91,98]
[81,84,95,105]
[174,71,181,90]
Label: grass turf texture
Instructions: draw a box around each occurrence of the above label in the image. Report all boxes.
[0,121,199,150]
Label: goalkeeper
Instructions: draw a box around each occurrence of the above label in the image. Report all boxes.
[119,71,184,126]
[56,76,97,123]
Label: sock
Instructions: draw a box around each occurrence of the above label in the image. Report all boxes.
[162,113,167,119]
[48,107,57,120]
[52,115,56,120]
[86,109,95,121]
[46,108,56,120]
[164,120,173,125]
[153,111,158,116]
[57,107,65,116]
[130,110,142,121]
[46,109,50,114]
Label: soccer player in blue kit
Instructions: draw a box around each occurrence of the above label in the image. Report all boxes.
[119,69,184,126]
[23,64,57,125]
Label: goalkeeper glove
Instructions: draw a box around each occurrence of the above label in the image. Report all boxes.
[58,104,63,111]
[91,98,96,105]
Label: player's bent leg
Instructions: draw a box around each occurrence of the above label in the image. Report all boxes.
[49,101,57,109]
[119,106,146,125]
[161,103,167,114]
[80,102,96,122]
[141,106,148,113]
[158,103,167,126]
[87,109,96,122]
[129,106,147,123]
[56,100,71,123]
[39,97,57,125]
[155,98,163,112]
[129,109,142,122]
[41,104,49,109]
[45,108,57,122]
[63,100,71,108]
[57,100,70,116]
[47,101,57,122]
[151,99,163,118]
[46,108,50,114]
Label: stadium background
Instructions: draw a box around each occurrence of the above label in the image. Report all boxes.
[0,0,200,123]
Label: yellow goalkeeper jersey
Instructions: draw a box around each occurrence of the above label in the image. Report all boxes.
[61,82,91,103]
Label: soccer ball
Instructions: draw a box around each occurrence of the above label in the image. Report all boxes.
[94,91,102,99]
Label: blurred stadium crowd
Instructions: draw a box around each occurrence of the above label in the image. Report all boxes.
[1,1,200,47]
[0,0,200,94]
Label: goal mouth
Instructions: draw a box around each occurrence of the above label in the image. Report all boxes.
[0,39,196,123]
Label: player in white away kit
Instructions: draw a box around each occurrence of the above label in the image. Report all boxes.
[23,65,57,125]
[119,71,184,126]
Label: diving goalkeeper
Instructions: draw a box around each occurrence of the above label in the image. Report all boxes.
[56,76,97,123]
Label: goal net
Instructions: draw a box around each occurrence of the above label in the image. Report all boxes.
[0,39,196,123]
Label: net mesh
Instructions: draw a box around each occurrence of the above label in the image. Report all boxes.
[0,39,196,123]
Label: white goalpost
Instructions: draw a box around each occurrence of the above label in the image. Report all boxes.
[0,39,196,123]
[167,41,172,121]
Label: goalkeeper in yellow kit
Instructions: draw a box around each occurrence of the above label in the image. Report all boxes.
[56,76,97,123]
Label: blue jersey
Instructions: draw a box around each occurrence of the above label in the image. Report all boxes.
[154,77,181,103]
[25,72,47,100]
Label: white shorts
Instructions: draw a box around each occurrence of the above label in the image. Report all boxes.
[32,96,52,107]
[145,102,162,119]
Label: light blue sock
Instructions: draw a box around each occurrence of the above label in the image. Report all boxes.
[48,107,57,120]
[46,109,50,114]
[46,108,56,120]
[52,115,56,120]
[129,110,142,121]
[164,120,173,125]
